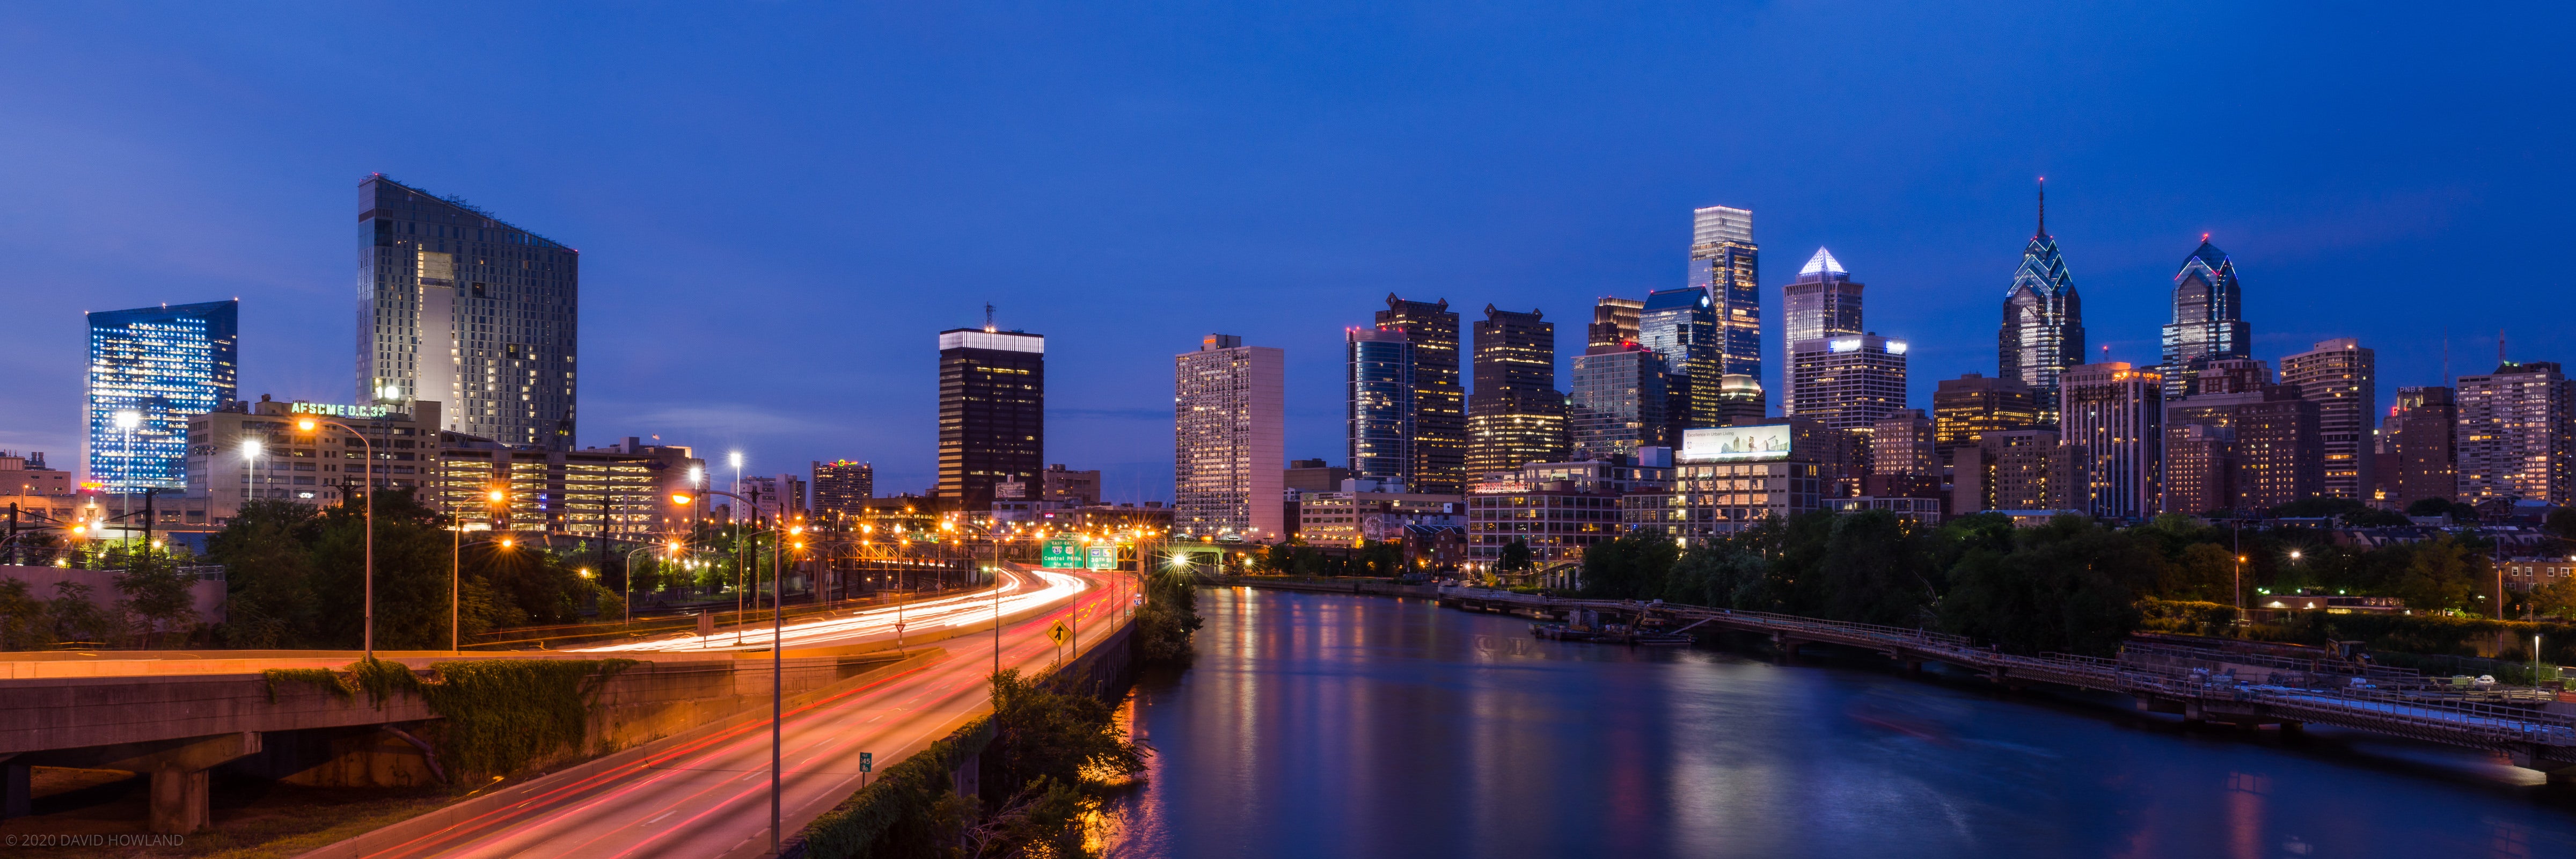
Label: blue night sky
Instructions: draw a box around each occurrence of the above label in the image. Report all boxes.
[3,3,2568,501]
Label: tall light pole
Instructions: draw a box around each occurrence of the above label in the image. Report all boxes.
[240,439,263,507]
[296,416,375,658]
[671,489,788,856]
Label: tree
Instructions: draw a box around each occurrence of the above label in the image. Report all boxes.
[1936,516,2159,656]
[1498,538,1532,572]
[45,581,122,646]
[208,500,324,648]
[2548,507,2576,541]
[2390,537,2479,613]
[113,548,200,648]
[1577,531,1678,599]
[1816,510,1937,626]
[0,578,55,651]
[2161,542,2238,603]
[2532,574,2576,620]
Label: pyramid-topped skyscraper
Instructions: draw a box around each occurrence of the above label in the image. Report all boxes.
[1999,180,2084,425]
[2158,238,2251,397]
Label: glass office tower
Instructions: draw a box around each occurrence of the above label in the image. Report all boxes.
[1999,183,2085,425]
[1782,247,1862,350]
[1688,206,1761,384]
[357,174,580,449]
[1346,325,1416,484]
[86,300,238,492]
[2159,240,2253,398]
[1375,295,1465,493]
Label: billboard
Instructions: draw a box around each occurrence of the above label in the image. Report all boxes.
[1679,424,1793,463]
[1040,538,1085,569]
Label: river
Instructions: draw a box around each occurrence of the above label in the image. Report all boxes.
[1096,587,2576,858]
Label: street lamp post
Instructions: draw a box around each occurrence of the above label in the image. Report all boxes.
[670,488,788,856]
[295,416,376,659]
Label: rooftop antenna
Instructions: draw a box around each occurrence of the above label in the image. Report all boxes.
[2499,329,2507,368]
[984,302,996,333]
[2443,330,2451,387]
[2036,177,2047,238]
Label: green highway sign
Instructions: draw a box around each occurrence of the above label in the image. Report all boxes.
[1087,544,1118,570]
[1040,538,1084,569]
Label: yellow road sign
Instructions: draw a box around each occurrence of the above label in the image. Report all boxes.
[1046,620,1072,646]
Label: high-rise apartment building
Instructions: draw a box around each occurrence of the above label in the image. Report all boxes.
[357,176,579,449]
[2280,338,2376,500]
[1786,334,1908,430]
[1640,286,1721,431]
[1588,297,1643,349]
[1950,429,2078,513]
[2158,241,2253,398]
[1175,333,1285,541]
[936,326,1045,509]
[1687,205,1762,386]
[1466,306,1568,475]
[2456,361,2573,506]
[1038,464,1101,506]
[2059,362,2161,519]
[87,300,238,492]
[1999,185,2085,425]
[1932,373,2041,485]
[811,460,875,521]
[1376,295,1465,494]
[1570,343,1668,461]
[2165,385,2321,513]
[1782,248,1862,350]
[2384,387,2457,508]
[1871,409,1937,478]
[1346,325,1415,485]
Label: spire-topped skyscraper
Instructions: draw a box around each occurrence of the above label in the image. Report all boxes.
[2158,238,2252,397]
[1998,180,2084,426]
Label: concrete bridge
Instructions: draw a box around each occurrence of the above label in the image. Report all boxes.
[1434,586,2576,782]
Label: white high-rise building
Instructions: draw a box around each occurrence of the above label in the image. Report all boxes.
[1175,334,1284,541]
[2456,360,2573,506]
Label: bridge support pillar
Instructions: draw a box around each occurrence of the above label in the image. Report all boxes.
[2,755,27,820]
[1772,636,1801,664]
[1902,660,1922,674]
[2275,721,2303,736]
[121,732,261,834]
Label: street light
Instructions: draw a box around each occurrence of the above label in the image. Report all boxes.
[672,489,788,855]
[296,415,377,659]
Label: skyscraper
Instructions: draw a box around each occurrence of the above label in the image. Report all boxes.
[936,325,1045,509]
[2280,338,2376,500]
[1785,334,1908,430]
[2456,361,2573,506]
[1931,373,2040,486]
[1782,248,1862,350]
[1999,183,2085,425]
[1570,343,1668,461]
[357,176,580,449]
[1640,286,1722,431]
[2385,387,2457,509]
[1588,297,1643,350]
[1688,206,1761,387]
[1466,306,1568,475]
[1376,295,1465,494]
[86,300,238,492]
[1175,333,1286,541]
[2059,362,2161,519]
[1346,325,1415,484]
[811,460,875,521]
[2158,240,2254,398]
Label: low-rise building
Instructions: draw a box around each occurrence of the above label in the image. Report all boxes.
[1833,496,1943,526]
[1301,480,1466,547]
[2504,556,2576,592]
[1629,424,1825,543]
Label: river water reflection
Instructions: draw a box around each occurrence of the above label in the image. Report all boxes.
[1099,587,2576,858]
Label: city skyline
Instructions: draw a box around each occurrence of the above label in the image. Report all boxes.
[1,3,2566,501]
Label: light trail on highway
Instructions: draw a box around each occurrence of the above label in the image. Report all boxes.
[362,565,1131,859]
[576,567,1092,653]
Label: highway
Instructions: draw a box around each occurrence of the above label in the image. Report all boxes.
[576,567,1095,653]
[355,565,1128,859]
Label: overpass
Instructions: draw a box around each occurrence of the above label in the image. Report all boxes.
[0,565,1117,842]
[1434,586,2576,782]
